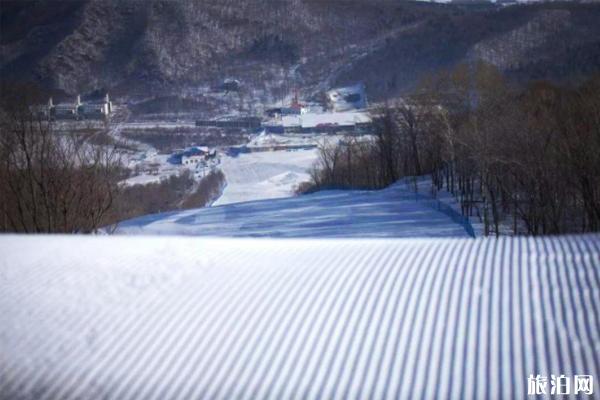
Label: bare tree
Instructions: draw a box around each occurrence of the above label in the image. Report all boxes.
[304,62,600,236]
[0,84,122,233]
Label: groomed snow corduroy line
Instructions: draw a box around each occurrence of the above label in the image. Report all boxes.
[0,235,599,399]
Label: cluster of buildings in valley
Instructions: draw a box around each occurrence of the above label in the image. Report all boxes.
[36,94,113,120]
[196,83,372,135]
[265,109,371,135]
[264,83,371,134]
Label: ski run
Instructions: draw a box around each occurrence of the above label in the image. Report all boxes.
[115,181,473,238]
[1,234,599,399]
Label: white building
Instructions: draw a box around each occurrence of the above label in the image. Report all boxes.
[272,110,372,134]
[50,95,80,119]
[182,155,205,166]
[326,83,367,111]
[78,94,112,119]
[46,93,113,120]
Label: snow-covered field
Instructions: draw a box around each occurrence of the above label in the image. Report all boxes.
[247,132,330,148]
[1,234,599,399]
[116,182,473,237]
[121,122,197,129]
[213,148,319,206]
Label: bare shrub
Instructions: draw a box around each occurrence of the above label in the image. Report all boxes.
[304,63,600,236]
[103,169,226,228]
[180,169,226,208]
[0,84,122,233]
[103,171,196,226]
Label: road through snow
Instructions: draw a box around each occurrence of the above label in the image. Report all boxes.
[1,235,599,399]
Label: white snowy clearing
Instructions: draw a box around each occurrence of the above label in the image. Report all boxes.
[1,234,599,399]
[247,131,332,149]
[213,148,319,206]
[116,181,473,237]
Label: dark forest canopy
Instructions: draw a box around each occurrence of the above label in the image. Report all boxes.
[1,0,599,102]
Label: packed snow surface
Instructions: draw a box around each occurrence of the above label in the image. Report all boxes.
[1,235,599,399]
[247,132,337,148]
[116,182,472,237]
[280,111,371,129]
[213,149,319,206]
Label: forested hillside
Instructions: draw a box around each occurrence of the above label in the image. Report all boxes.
[2,0,600,103]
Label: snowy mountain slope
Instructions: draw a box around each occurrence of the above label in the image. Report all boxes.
[115,182,473,238]
[4,1,600,101]
[1,234,599,399]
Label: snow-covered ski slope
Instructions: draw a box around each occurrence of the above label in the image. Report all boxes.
[213,149,318,206]
[1,235,599,399]
[116,182,472,237]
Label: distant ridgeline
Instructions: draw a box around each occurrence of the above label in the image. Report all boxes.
[4,1,599,102]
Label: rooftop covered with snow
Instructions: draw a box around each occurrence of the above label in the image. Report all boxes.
[279,111,372,129]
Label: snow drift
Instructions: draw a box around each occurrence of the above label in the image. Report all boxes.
[1,234,599,399]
